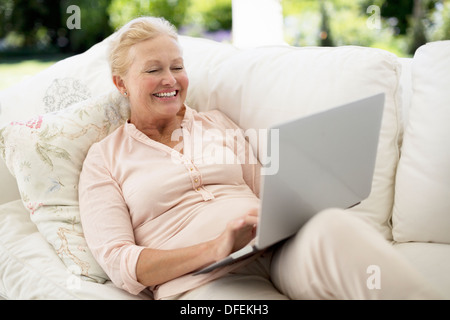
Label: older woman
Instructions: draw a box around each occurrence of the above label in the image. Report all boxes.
[79,16,441,300]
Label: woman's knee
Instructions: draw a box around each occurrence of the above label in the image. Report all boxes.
[299,208,360,242]
[270,208,374,277]
[270,208,378,299]
[272,208,353,261]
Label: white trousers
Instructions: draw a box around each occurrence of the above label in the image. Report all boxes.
[172,208,442,300]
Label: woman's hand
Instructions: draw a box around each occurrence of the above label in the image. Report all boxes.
[210,208,259,262]
[136,208,259,287]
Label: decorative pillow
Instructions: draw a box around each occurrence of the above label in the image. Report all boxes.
[0,90,130,283]
[0,35,116,205]
[392,40,450,243]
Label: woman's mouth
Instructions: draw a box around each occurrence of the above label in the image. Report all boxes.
[153,90,178,98]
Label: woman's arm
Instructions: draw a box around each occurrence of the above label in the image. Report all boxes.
[79,143,148,294]
[136,208,258,287]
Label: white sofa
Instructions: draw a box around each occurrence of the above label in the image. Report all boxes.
[0,33,449,300]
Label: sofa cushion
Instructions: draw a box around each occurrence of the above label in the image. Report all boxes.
[393,40,450,243]
[178,36,238,113]
[203,45,403,240]
[0,90,130,283]
[394,242,450,298]
[0,200,152,299]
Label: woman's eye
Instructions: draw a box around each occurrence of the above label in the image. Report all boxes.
[145,66,183,73]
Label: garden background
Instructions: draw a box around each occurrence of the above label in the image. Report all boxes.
[1,0,449,90]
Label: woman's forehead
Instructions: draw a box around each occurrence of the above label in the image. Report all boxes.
[131,36,182,61]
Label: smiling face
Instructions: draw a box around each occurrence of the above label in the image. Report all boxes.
[113,35,189,129]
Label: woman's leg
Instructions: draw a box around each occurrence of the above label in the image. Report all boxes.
[270,208,442,299]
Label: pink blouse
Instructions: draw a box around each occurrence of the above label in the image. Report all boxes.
[78,106,262,299]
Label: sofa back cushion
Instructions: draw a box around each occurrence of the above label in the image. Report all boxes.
[393,40,450,243]
[0,35,404,244]
[201,45,403,240]
[179,36,238,112]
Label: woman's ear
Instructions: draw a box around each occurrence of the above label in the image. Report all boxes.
[113,75,128,97]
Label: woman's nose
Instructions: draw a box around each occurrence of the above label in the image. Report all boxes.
[161,69,177,86]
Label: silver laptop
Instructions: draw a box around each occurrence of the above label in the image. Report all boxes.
[193,93,385,275]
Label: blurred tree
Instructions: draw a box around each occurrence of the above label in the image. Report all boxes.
[108,0,190,30]
[360,0,443,54]
[410,0,428,53]
[61,0,113,53]
[0,0,113,54]
[319,0,334,46]
[283,0,448,56]
[3,0,446,56]
[0,0,61,49]
[0,0,7,38]
[431,0,450,40]
[188,0,231,32]
[1,0,231,54]
[372,0,414,35]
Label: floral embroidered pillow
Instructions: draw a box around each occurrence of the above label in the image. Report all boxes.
[0,90,130,283]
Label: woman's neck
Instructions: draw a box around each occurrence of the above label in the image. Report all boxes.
[130,105,186,147]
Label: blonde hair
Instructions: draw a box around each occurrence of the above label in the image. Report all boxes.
[109,16,179,77]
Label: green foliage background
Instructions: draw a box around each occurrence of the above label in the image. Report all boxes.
[0,0,449,57]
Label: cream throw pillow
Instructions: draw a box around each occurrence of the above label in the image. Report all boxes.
[0,90,130,282]
[393,41,450,243]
